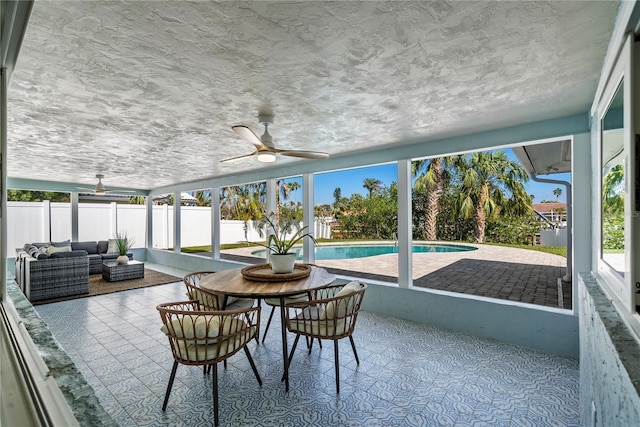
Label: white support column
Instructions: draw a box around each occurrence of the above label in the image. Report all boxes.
[110,202,117,236]
[174,192,181,253]
[302,174,315,264]
[212,187,220,259]
[397,160,412,288]
[42,200,51,242]
[265,180,277,262]
[70,192,80,242]
[572,132,592,316]
[266,179,277,215]
[162,203,169,249]
[146,195,153,249]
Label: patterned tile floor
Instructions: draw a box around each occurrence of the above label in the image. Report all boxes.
[35,267,580,427]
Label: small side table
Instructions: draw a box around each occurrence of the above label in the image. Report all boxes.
[102,260,145,282]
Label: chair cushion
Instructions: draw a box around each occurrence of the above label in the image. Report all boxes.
[288,308,350,337]
[226,298,255,310]
[322,281,361,320]
[174,326,256,361]
[187,286,245,309]
[265,293,308,306]
[160,314,247,343]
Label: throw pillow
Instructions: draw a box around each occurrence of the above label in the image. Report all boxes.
[321,281,361,320]
[50,240,71,247]
[106,239,119,254]
[46,245,71,255]
[36,247,49,259]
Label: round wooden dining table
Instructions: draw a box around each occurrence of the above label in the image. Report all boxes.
[199,265,336,392]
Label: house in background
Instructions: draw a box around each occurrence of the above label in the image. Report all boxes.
[1,1,639,425]
[533,202,567,228]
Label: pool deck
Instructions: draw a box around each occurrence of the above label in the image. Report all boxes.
[220,242,571,309]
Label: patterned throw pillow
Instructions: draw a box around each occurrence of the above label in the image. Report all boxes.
[107,239,119,254]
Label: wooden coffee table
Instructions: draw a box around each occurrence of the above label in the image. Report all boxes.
[102,260,144,282]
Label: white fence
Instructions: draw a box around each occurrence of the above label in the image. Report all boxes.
[539,227,567,247]
[7,201,331,251]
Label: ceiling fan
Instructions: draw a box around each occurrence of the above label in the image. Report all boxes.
[222,113,330,163]
[76,174,134,195]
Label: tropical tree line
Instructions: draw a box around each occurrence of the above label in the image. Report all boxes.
[332,151,537,244]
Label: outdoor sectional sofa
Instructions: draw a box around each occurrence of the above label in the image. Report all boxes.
[15,240,133,302]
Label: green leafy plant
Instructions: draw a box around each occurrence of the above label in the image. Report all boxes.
[114,231,134,256]
[255,212,317,255]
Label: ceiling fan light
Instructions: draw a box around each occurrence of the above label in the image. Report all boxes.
[257,152,276,163]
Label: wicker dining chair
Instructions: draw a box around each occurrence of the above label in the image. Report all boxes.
[157,300,262,427]
[183,271,255,311]
[284,280,367,393]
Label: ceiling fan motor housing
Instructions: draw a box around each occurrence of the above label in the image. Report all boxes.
[258,113,274,146]
[258,113,273,126]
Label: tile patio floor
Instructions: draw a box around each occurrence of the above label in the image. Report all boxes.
[35,264,580,426]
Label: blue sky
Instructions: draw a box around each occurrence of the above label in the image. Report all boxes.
[285,148,570,206]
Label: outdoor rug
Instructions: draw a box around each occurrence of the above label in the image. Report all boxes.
[33,269,182,305]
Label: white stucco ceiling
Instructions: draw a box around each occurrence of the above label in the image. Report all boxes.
[7,1,619,191]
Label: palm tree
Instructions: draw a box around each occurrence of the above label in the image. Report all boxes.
[602,164,624,214]
[275,179,301,224]
[553,187,562,200]
[128,195,146,205]
[456,151,533,243]
[412,156,461,240]
[362,177,382,197]
[194,190,211,207]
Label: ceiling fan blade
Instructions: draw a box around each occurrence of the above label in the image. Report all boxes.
[275,149,330,160]
[231,125,268,150]
[220,150,258,163]
[76,187,96,192]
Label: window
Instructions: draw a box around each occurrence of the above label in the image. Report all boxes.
[596,34,639,316]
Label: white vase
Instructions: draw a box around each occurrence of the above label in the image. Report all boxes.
[116,255,129,264]
[269,253,296,273]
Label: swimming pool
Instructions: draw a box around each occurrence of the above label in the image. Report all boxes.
[251,243,477,260]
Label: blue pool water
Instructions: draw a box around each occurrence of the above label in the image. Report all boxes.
[251,243,477,260]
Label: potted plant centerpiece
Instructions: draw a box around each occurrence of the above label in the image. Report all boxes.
[256,212,317,273]
[114,231,134,264]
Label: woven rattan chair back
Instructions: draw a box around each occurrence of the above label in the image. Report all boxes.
[157,300,262,427]
[285,281,367,393]
[183,271,225,310]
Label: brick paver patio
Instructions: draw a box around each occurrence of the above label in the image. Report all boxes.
[219,242,571,309]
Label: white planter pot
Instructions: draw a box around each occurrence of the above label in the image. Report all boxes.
[117,255,129,264]
[270,253,296,273]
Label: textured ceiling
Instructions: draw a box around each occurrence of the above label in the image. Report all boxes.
[7,1,618,190]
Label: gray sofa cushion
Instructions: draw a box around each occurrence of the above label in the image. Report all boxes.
[72,241,98,254]
[97,240,109,254]
[50,250,88,259]
[51,240,71,247]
